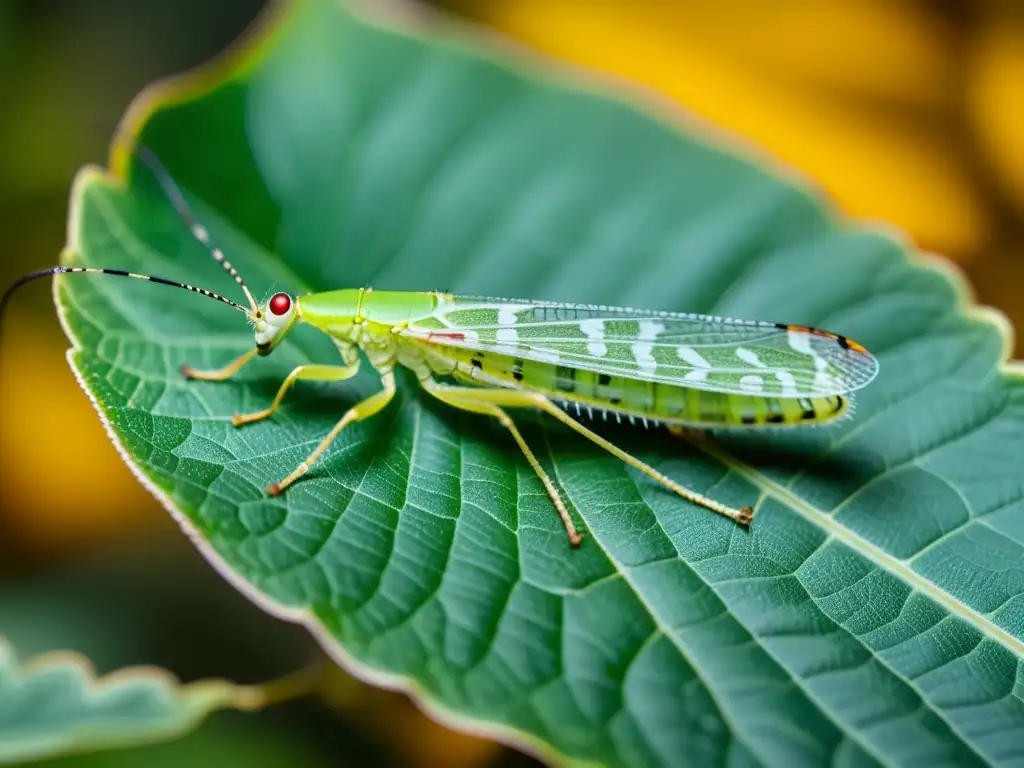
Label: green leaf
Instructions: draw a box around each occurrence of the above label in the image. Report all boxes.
[53,0,1024,765]
[0,638,247,763]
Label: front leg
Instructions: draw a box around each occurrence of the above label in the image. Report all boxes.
[267,370,397,496]
[233,359,362,427]
[181,348,258,381]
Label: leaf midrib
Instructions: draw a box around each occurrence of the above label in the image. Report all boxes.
[690,441,1009,765]
[717,442,1023,658]
[555,439,1000,766]
[719,452,1001,765]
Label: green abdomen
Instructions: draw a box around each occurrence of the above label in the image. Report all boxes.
[418,343,848,427]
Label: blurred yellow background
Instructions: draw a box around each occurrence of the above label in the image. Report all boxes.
[1,0,1021,765]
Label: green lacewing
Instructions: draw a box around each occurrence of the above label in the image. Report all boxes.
[1,146,878,547]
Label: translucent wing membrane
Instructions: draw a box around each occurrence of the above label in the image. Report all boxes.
[402,297,879,398]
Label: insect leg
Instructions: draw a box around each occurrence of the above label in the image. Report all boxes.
[181,348,258,381]
[420,379,583,547]
[232,361,362,427]
[267,371,397,496]
[423,386,753,526]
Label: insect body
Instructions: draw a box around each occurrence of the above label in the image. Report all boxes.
[1,147,879,547]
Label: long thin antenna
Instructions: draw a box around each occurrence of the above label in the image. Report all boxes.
[0,266,250,324]
[134,144,260,314]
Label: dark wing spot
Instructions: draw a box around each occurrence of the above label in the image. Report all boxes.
[555,365,577,391]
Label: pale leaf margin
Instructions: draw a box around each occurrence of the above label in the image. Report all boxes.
[51,0,1024,765]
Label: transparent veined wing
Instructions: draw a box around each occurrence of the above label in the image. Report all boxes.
[401,296,879,398]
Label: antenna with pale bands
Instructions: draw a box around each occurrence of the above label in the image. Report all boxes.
[0,266,249,323]
[134,144,260,314]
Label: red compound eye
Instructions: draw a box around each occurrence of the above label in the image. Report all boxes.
[269,293,292,316]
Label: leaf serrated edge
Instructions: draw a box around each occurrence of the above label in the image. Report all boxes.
[0,636,243,762]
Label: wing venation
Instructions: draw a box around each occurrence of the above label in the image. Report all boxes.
[401,297,878,397]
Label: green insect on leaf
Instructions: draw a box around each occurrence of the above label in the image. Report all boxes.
[2,0,1022,766]
[4,147,880,547]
